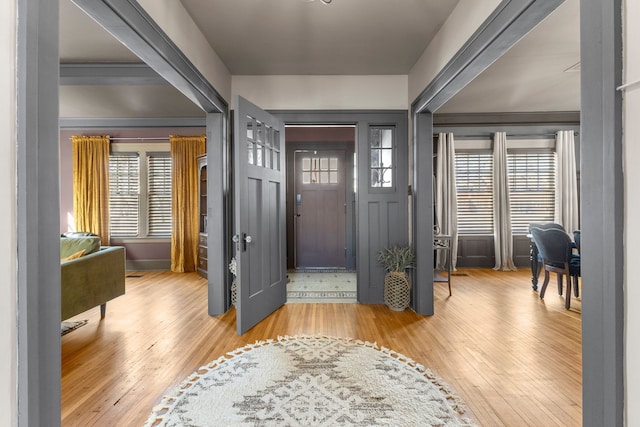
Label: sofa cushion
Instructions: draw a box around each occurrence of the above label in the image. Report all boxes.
[61,249,85,262]
[60,236,101,258]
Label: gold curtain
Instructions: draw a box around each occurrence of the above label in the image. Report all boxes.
[170,135,206,272]
[72,135,110,241]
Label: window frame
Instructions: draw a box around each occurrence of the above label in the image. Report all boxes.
[454,149,494,235]
[109,142,172,243]
[507,147,556,235]
[453,137,557,236]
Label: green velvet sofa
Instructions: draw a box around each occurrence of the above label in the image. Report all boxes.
[60,236,126,321]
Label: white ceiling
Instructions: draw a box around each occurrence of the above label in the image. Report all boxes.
[59,0,580,116]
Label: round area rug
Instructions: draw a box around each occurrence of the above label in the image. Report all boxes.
[145,335,475,427]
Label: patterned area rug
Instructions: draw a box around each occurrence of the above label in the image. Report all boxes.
[61,319,88,336]
[287,271,357,303]
[145,336,474,427]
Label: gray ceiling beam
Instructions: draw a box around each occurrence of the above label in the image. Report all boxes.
[60,63,168,86]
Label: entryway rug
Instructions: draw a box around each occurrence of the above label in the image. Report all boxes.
[61,319,88,336]
[287,271,357,303]
[144,335,474,427]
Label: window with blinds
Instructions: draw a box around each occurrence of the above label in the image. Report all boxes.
[455,152,494,234]
[147,154,172,236]
[508,151,555,234]
[108,149,172,238]
[109,153,140,237]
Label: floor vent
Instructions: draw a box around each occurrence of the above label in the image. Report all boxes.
[126,274,144,278]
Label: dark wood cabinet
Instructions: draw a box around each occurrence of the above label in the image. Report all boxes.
[197,154,208,278]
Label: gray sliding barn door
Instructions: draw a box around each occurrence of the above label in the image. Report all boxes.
[357,115,409,303]
[233,96,287,335]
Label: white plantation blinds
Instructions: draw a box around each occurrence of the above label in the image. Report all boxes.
[147,153,172,236]
[455,152,493,234]
[108,149,172,238]
[109,153,139,237]
[508,151,555,234]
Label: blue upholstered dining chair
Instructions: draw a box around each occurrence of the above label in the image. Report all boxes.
[530,226,581,310]
[529,222,566,294]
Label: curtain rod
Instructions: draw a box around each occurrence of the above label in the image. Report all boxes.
[69,136,170,141]
[110,137,170,141]
[433,132,578,139]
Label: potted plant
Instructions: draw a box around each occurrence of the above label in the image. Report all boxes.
[377,245,414,311]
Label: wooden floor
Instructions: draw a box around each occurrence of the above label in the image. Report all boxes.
[61,268,582,426]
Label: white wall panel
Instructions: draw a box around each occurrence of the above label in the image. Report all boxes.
[232,75,408,110]
[624,0,640,423]
[1,0,17,424]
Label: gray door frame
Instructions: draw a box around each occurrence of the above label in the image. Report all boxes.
[18,0,230,424]
[272,111,408,304]
[411,0,623,425]
[18,0,624,425]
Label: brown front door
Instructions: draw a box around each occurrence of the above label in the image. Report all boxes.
[294,150,347,268]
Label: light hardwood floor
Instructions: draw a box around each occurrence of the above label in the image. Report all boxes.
[61,268,582,426]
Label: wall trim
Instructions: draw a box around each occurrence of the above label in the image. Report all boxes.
[17,0,61,424]
[125,260,170,271]
[60,63,167,86]
[433,111,580,126]
[59,117,207,128]
[580,0,624,425]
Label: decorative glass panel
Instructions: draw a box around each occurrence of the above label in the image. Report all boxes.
[246,116,254,140]
[320,158,329,170]
[330,158,338,170]
[265,148,271,169]
[256,144,263,167]
[370,127,394,188]
[381,129,393,148]
[247,141,254,165]
[302,158,311,170]
[256,121,263,143]
[302,172,311,184]
[329,171,338,184]
[320,171,329,183]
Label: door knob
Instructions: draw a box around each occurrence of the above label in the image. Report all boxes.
[244,235,253,243]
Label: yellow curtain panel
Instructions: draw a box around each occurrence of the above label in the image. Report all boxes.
[170,135,206,272]
[72,135,111,241]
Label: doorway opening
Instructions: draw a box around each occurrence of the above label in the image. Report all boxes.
[285,125,357,302]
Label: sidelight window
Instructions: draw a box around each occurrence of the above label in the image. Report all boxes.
[369,127,394,188]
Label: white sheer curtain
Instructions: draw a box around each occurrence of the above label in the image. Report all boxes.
[435,132,458,270]
[492,132,517,271]
[555,130,579,233]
